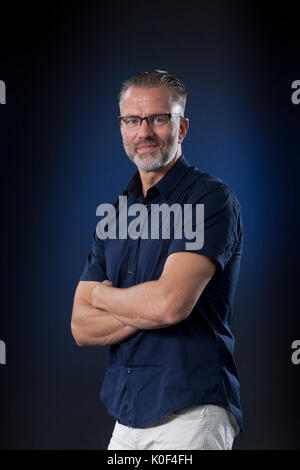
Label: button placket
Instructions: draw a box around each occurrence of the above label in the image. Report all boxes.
[126,366,134,428]
[127,228,142,278]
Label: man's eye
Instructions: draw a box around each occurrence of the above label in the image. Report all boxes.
[127,118,139,125]
[154,115,167,123]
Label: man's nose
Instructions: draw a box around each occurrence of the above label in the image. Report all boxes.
[136,118,155,138]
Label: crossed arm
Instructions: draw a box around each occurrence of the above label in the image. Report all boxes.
[71,252,216,347]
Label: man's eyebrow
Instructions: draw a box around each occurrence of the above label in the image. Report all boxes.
[124,113,168,117]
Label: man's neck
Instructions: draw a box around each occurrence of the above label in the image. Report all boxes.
[139,149,181,198]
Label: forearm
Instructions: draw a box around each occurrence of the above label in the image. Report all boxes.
[91,280,172,329]
[71,302,139,346]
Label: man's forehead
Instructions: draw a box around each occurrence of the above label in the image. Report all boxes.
[120,86,176,112]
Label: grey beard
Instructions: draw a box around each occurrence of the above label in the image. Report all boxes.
[130,148,177,172]
[132,154,166,171]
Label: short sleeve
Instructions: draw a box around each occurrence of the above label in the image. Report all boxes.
[167,184,242,273]
[80,231,108,281]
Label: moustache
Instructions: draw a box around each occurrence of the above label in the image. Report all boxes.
[136,141,160,149]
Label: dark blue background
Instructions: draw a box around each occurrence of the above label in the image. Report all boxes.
[0,1,299,449]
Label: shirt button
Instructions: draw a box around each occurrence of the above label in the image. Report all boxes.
[127,368,132,373]
[128,270,133,275]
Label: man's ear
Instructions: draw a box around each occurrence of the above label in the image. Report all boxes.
[178,117,189,143]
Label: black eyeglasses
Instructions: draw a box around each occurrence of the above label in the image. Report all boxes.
[118,113,183,129]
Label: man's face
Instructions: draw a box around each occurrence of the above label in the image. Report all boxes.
[119,86,185,171]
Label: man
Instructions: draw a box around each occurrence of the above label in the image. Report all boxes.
[71,70,243,450]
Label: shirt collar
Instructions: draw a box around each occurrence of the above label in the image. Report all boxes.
[123,154,191,200]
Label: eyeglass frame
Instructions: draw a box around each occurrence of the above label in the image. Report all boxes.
[117,113,184,128]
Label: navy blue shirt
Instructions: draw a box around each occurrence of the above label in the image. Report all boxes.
[80,154,243,431]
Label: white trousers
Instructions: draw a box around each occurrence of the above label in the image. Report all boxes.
[107,404,240,450]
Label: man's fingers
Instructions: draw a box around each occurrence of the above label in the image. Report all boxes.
[102,280,113,286]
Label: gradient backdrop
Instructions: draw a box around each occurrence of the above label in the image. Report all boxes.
[0,1,299,450]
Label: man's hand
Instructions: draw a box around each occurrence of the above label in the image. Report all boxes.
[71,279,140,347]
[91,279,111,307]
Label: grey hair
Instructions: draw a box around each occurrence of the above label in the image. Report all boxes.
[118,69,187,114]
